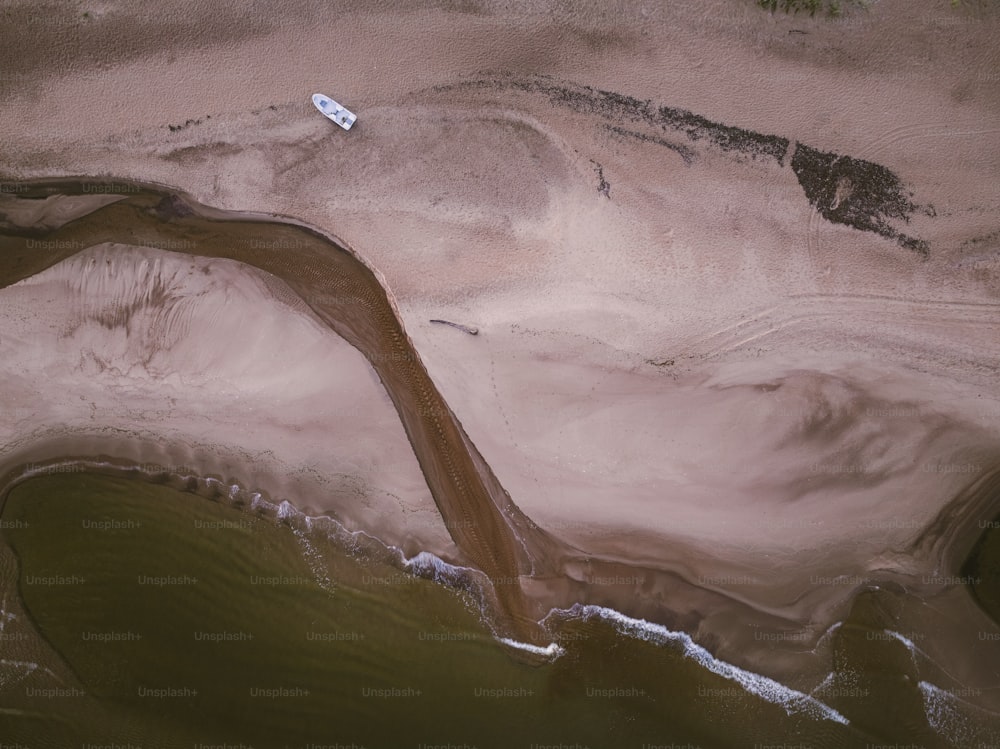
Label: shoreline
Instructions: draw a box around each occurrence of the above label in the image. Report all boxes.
[5,452,997,740]
[0,179,557,643]
[2,1,1000,737]
[3,422,999,704]
[3,176,1000,703]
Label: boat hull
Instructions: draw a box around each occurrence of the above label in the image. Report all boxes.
[311,93,357,130]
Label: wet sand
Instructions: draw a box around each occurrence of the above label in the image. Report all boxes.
[0,182,569,644]
[2,0,1000,741]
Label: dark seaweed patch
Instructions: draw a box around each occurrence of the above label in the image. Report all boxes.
[790,144,928,255]
[431,76,926,253]
[509,78,790,165]
[654,104,789,164]
[167,115,211,133]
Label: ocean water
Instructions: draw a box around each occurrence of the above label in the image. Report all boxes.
[0,472,982,748]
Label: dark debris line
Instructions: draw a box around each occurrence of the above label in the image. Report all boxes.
[437,76,928,254]
[510,78,790,165]
[789,144,928,255]
[590,160,611,198]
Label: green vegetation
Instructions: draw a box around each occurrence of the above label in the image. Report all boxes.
[755,0,864,18]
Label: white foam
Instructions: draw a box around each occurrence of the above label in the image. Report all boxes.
[920,681,954,732]
[0,659,37,669]
[276,499,297,521]
[810,671,835,697]
[550,603,849,725]
[0,598,15,633]
[291,526,335,594]
[499,637,565,660]
[816,620,842,647]
[403,550,480,586]
[401,551,539,651]
[249,491,267,511]
[0,659,38,690]
[887,630,915,647]
[885,630,920,665]
[919,681,977,746]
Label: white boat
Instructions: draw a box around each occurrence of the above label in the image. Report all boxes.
[312,93,356,130]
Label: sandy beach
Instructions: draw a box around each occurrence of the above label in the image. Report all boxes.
[2,0,1000,740]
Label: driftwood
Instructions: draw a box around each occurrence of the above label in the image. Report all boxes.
[430,319,479,335]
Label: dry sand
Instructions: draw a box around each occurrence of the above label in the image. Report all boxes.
[2,0,1000,704]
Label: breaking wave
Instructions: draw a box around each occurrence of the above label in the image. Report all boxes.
[545,603,850,726]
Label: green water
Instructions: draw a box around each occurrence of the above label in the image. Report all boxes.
[0,473,894,748]
[964,514,1000,625]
